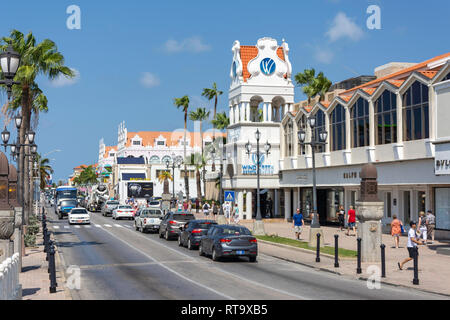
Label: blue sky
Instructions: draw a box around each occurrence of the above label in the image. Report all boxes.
[1,0,449,182]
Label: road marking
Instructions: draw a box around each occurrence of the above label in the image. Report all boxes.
[53,226,60,229]
[104,224,112,228]
[95,224,102,228]
[74,226,81,229]
[114,224,122,228]
[124,225,131,229]
[64,226,70,229]
[84,225,92,228]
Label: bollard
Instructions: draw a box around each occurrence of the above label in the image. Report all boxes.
[380,244,386,278]
[334,235,339,268]
[49,244,58,293]
[46,240,53,263]
[43,228,49,253]
[356,238,362,274]
[413,247,419,285]
[316,233,321,263]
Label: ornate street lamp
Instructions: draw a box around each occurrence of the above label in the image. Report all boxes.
[298,115,328,245]
[0,44,21,100]
[166,155,182,203]
[245,129,271,235]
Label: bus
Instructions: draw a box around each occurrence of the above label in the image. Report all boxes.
[55,186,78,206]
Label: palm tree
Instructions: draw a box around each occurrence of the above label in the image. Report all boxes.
[186,153,205,204]
[1,30,74,224]
[78,166,98,185]
[202,83,223,123]
[211,111,229,131]
[34,153,54,190]
[174,95,190,200]
[189,107,210,161]
[157,171,173,195]
[294,68,331,105]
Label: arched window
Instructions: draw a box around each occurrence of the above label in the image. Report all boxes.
[284,119,294,157]
[313,109,326,153]
[298,116,307,155]
[149,156,160,164]
[161,155,172,164]
[375,91,397,145]
[403,81,429,141]
[330,104,346,151]
[351,98,370,148]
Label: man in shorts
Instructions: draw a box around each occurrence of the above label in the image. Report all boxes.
[292,209,304,240]
[346,206,356,236]
[398,221,425,270]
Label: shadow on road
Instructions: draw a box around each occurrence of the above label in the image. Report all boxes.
[56,241,103,248]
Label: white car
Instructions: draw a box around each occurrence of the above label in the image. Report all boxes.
[112,205,135,220]
[68,208,91,225]
[148,200,161,209]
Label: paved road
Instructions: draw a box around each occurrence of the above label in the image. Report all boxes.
[45,205,448,300]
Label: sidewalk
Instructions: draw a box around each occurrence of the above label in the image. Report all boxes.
[19,229,71,300]
[193,212,450,297]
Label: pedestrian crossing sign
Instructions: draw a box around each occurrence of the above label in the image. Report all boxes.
[224,191,235,202]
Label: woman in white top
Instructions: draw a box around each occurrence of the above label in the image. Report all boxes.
[233,204,240,224]
[418,211,428,245]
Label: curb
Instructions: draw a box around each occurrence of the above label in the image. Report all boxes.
[258,240,450,298]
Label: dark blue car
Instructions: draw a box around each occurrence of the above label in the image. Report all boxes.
[178,220,218,250]
[57,199,78,220]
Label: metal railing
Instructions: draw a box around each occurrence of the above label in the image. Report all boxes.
[0,253,21,300]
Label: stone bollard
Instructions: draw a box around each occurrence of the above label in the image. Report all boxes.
[334,235,339,268]
[413,247,419,285]
[380,244,386,278]
[49,244,57,293]
[316,233,321,263]
[357,238,362,274]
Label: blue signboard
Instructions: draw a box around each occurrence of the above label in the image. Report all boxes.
[224,191,235,202]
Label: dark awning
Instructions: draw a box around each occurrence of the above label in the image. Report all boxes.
[122,173,146,181]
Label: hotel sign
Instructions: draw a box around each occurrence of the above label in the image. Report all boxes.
[242,153,274,175]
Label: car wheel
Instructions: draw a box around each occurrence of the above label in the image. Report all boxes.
[199,243,204,256]
[212,247,220,262]
[188,239,193,250]
[178,236,183,247]
[159,230,164,238]
[165,230,169,241]
[140,226,144,233]
[249,256,257,263]
[135,223,139,231]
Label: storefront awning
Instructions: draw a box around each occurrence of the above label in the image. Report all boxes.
[122,173,146,181]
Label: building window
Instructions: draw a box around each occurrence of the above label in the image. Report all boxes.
[330,104,346,151]
[375,90,397,145]
[435,188,450,230]
[150,156,160,164]
[298,116,306,155]
[180,170,195,179]
[133,140,141,146]
[157,141,165,146]
[313,109,326,153]
[403,81,429,141]
[161,156,172,164]
[284,119,294,157]
[351,98,370,148]
[442,72,450,82]
[109,153,115,157]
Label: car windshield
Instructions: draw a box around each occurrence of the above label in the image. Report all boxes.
[173,214,195,221]
[142,210,161,217]
[194,222,217,229]
[118,206,133,210]
[71,209,88,214]
[107,201,119,205]
[219,226,251,236]
[61,200,77,207]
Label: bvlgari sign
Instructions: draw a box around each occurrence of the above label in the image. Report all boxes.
[435,147,450,175]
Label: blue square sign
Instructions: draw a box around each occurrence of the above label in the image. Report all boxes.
[224,191,235,202]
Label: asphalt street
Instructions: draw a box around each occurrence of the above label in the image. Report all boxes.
[45,205,448,300]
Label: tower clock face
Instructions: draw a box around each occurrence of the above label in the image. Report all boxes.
[260,58,276,75]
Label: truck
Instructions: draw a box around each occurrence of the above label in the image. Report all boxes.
[87,184,109,212]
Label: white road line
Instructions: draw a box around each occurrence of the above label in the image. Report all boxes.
[74,226,81,229]
[53,226,60,229]
[114,224,122,228]
[124,225,131,229]
[95,224,102,228]
[97,226,234,300]
[64,226,70,229]
[104,224,112,228]
[84,225,92,228]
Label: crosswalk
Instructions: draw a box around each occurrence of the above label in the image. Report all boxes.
[49,224,133,230]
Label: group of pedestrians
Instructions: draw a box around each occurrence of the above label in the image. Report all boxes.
[191,200,240,224]
[336,205,357,236]
[391,210,436,248]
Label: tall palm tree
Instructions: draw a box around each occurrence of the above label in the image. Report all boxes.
[79,166,98,185]
[157,171,173,195]
[34,153,53,190]
[189,107,210,161]
[186,153,205,204]
[294,68,331,105]
[211,112,229,131]
[1,29,74,224]
[202,83,223,171]
[174,95,190,200]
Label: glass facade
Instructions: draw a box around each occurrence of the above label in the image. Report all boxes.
[298,116,307,155]
[403,81,429,141]
[351,98,370,148]
[435,188,450,230]
[375,90,397,145]
[284,119,294,157]
[330,104,346,151]
[314,109,326,153]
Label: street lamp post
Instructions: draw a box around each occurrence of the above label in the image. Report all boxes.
[0,44,21,100]
[166,155,182,207]
[245,129,271,235]
[298,115,328,247]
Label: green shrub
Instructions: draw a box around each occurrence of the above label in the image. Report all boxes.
[24,233,36,247]
[27,224,40,236]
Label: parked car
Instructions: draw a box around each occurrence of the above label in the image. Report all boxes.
[112,205,135,220]
[199,225,258,262]
[68,208,91,225]
[159,212,195,240]
[135,208,163,233]
[178,220,218,250]
[102,200,120,217]
[57,199,78,220]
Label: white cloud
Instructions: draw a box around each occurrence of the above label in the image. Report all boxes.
[163,36,211,53]
[326,12,364,42]
[140,72,160,88]
[50,68,80,87]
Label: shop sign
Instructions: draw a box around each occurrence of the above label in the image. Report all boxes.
[435,148,450,175]
[242,153,274,175]
[343,172,360,179]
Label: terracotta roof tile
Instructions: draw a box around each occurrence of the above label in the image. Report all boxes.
[303,106,313,113]
[419,70,438,79]
[340,95,352,102]
[126,131,227,148]
[320,101,330,108]
[387,79,405,87]
[362,88,376,95]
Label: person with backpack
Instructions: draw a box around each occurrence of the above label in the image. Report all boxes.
[202,201,210,217]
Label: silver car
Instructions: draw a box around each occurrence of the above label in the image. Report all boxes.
[199,225,258,262]
[102,200,120,217]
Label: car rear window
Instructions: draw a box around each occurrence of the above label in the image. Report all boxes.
[119,206,133,209]
[61,201,77,207]
[173,214,195,221]
[219,227,251,235]
[107,201,119,205]
[194,222,217,229]
[149,201,160,206]
[71,209,88,214]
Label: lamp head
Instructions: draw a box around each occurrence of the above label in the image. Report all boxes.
[298,129,306,144]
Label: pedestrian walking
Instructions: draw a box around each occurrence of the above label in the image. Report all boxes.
[398,221,425,270]
[203,201,210,217]
[418,211,428,245]
[346,206,356,236]
[337,205,345,231]
[223,202,231,224]
[187,200,192,213]
[183,200,189,212]
[426,210,435,244]
[391,215,403,249]
[292,208,304,240]
[233,203,240,224]
[266,197,273,218]
[212,200,218,220]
